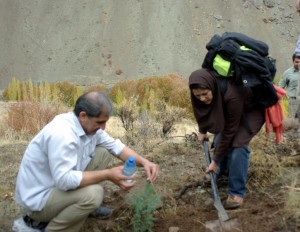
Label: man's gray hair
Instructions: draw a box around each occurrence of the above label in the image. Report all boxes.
[73,91,113,117]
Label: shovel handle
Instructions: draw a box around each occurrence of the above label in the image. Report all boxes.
[203,140,219,200]
[203,140,212,164]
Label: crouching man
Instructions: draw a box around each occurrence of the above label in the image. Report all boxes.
[13,91,159,232]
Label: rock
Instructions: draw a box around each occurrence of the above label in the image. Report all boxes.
[252,0,264,9]
[263,0,276,8]
[169,227,180,232]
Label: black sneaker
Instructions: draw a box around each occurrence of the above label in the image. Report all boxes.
[23,215,48,231]
[91,206,114,220]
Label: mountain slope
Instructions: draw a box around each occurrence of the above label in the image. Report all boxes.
[0,0,299,89]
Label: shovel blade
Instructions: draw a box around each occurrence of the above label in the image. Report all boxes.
[205,218,239,232]
[214,200,229,221]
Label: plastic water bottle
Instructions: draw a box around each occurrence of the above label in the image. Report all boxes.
[123,156,136,183]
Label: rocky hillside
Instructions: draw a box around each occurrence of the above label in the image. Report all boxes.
[0,0,299,89]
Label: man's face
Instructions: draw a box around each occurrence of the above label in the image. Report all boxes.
[293,57,300,71]
[78,111,109,135]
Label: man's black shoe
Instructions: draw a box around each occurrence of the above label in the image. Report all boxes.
[91,206,114,220]
[23,215,48,231]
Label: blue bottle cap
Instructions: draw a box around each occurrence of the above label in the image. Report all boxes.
[128,157,135,163]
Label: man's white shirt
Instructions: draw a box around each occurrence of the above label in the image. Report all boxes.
[15,112,125,211]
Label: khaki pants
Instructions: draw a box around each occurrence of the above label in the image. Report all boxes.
[288,97,297,118]
[29,147,112,232]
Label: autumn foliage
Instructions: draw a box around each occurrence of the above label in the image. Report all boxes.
[3,101,69,139]
[1,74,193,140]
[3,78,85,107]
[108,73,191,112]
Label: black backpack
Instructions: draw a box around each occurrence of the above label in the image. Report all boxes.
[202,32,278,108]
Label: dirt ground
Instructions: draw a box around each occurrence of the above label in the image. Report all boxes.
[0,122,299,232]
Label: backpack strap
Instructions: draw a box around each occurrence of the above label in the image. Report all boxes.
[218,78,228,97]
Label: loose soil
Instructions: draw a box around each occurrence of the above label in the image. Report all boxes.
[0,122,299,232]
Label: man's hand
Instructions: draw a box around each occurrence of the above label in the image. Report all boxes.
[107,161,159,189]
[142,160,159,183]
[106,166,136,191]
[118,146,159,184]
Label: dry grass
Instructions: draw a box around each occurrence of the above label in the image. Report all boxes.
[283,117,300,131]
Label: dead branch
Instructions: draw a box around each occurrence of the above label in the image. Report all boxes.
[280,186,300,192]
[175,181,203,198]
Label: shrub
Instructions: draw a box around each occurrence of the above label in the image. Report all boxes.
[2,78,86,107]
[108,74,191,115]
[153,100,187,137]
[115,96,139,132]
[2,100,69,140]
[126,181,162,232]
[85,85,106,93]
[248,130,282,189]
[108,79,137,103]
[281,96,288,118]
[3,77,21,101]
[55,82,83,107]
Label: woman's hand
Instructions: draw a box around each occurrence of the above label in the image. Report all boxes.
[206,160,218,174]
[198,133,209,142]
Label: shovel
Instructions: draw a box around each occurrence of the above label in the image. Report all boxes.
[203,140,229,222]
[202,141,240,231]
